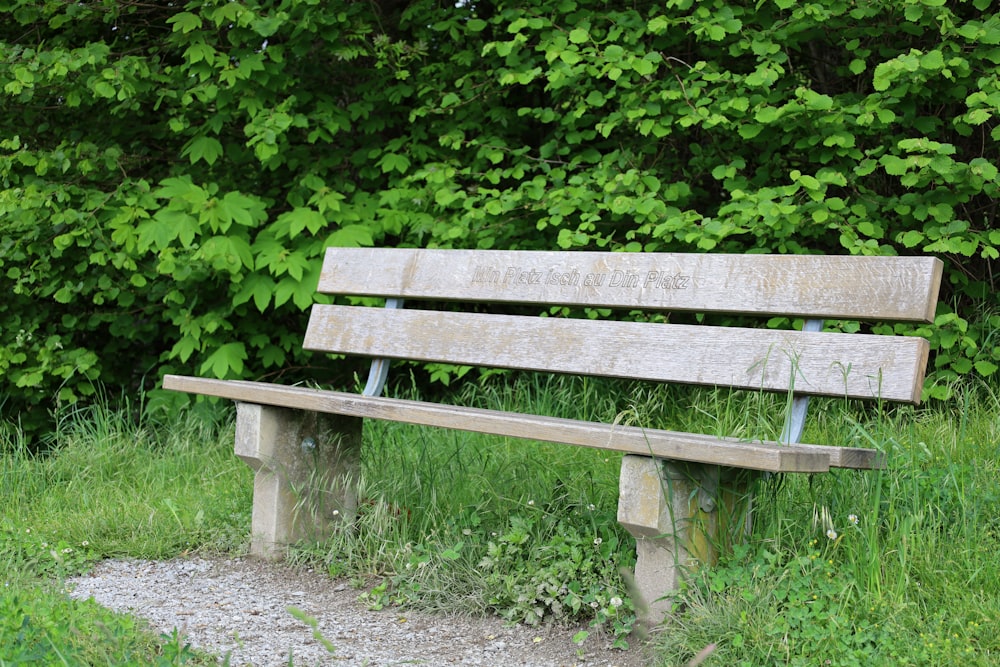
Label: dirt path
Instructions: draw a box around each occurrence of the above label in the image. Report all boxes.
[67,556,654,666]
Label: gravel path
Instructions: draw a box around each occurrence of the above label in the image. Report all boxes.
[67,557,652,666]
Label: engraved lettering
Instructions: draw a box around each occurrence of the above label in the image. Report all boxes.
[609,270,640,288]
[546,269,580,286]
[643,271,693,289]
[471,265,692,290]
[499,267,542,285]
[472,266,503,284]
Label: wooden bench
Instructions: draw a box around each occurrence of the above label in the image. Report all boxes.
[164,248,942,623]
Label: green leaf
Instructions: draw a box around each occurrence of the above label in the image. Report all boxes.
[200,342,248,378]
[252,14,286,37]
[899,230,925,248]
[647,16,670,34]
[184,136,224,166]
[276,208,327,238]
[974,360,998,376]
[184,41,216,65]
[920,50,944,70]
[378,153,411,174]
[219,191,262,227]
[233,273,275,312]
[167,12,203,34]
[326,225,374,248]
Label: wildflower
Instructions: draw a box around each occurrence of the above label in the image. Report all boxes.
[826,528,838,540]
[462,528,472,536]
[527,500,535,506]
[81,541,89,547]
[848,514,859,526]
[587,504,596,512]
[62,547,73,554]
[593,537,603,546]
[610,597,623,608]
[332,510,340,517]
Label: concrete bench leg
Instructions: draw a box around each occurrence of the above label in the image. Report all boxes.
[617,455,753,625]
[234,402,362,559]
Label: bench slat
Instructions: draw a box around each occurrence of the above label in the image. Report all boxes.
[317,248,942,323]
[304,305,929,403]
[161,376,875,473]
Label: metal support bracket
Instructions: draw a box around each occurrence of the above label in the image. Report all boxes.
[694,464,721,513]
[779,318,823,445]
[361,298,404,397]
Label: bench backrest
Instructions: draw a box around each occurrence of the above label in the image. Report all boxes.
[304,249,943,404]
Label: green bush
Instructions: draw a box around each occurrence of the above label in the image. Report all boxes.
[1,0,997,434]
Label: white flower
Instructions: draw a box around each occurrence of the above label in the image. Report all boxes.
[610,597,623,608]
[527,500,535,506]
[826,529,838,540]
[848,514,859,526]
[593,537,603,546]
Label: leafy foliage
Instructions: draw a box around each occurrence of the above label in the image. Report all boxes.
[2,0,998,432]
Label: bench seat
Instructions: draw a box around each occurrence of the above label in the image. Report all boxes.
[163,376,884,472]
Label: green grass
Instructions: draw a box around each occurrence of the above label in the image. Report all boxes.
[2,376,999,664]
[1,398,246,664]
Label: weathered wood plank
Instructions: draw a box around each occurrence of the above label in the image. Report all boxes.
[162,376,860,472]
[304,305,929,403]
[317,248,942,322]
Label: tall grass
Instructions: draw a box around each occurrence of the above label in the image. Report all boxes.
[1,398,242,664]
[656,380,1000,666]
[2,376,998,664]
